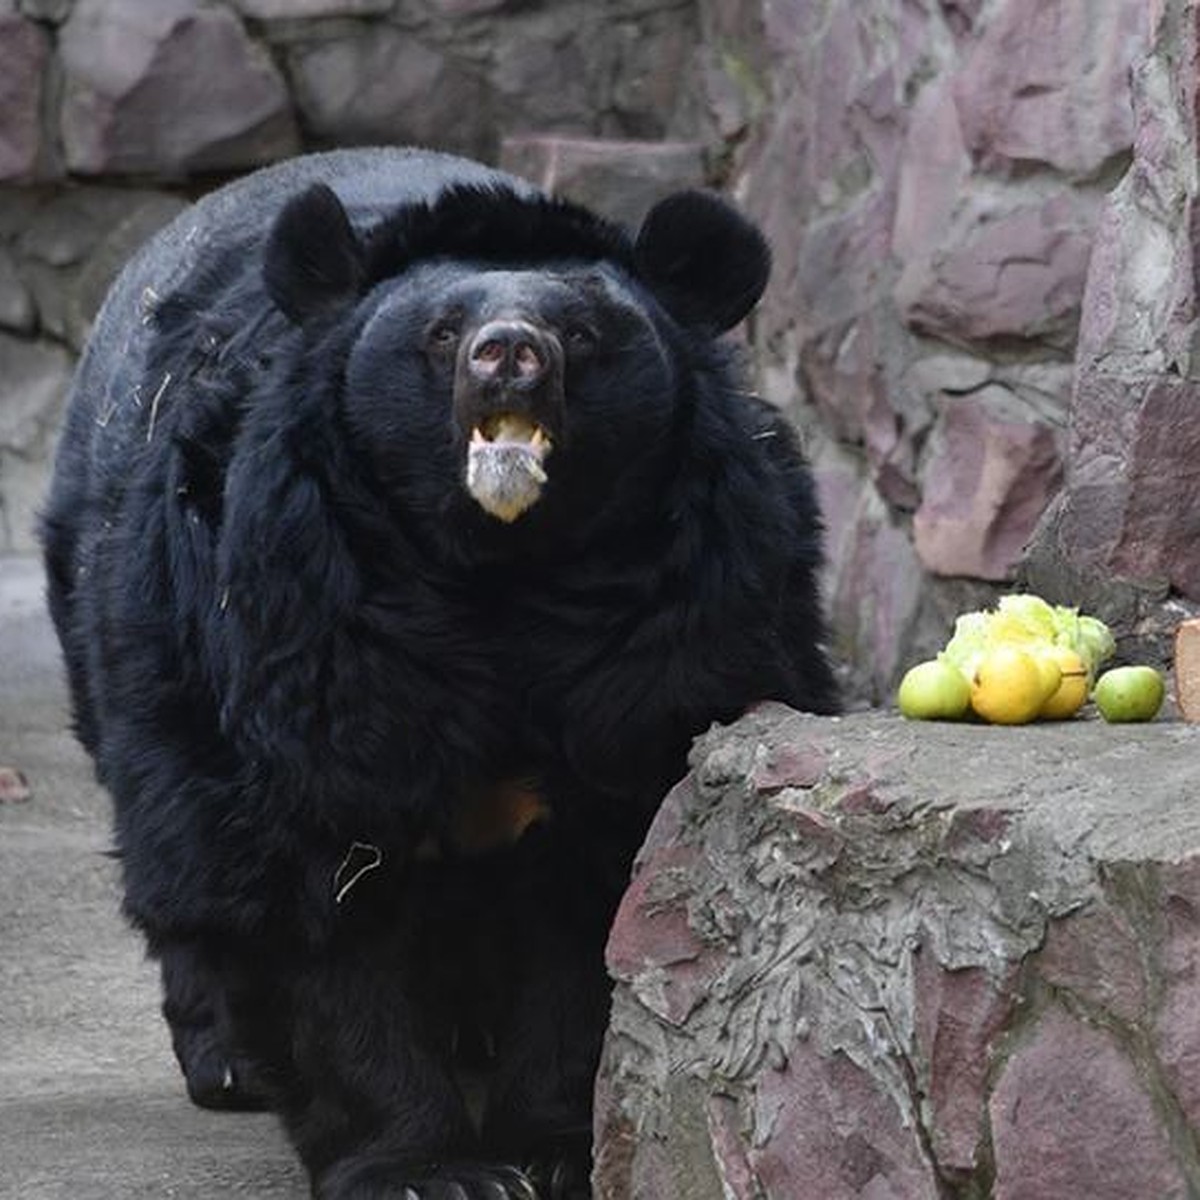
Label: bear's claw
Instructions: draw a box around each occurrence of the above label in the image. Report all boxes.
[178,1036,270,1112]
[318,1159,543,1200]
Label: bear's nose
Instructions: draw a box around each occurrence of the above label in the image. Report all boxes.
[466,321,552,388]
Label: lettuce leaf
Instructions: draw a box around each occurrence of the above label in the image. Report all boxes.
[940,594,1115,683]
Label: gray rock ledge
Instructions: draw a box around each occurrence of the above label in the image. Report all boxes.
[596,704,1200,1200]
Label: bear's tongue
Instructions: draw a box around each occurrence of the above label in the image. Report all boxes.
[465,414,553,523]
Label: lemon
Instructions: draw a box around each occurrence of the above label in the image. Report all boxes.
[897,660,971,720]
[1030,653,1063,706]
[1037,646,1089,720]
[969,646,1045,725]
[1093,665,1165,723]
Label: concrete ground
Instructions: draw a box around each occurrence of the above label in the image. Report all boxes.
[0,555,306,1198]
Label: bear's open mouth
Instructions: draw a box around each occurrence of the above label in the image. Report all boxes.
[470,413,553,457]
[465,412,554,523]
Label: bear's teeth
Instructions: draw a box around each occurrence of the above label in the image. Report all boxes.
[469,419,552,461]
[521,457,548,483]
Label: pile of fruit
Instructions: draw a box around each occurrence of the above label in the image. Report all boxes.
[897,594,1166,724]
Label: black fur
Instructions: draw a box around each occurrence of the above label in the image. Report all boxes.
[41,149,837,1199]
[264,182,367,323]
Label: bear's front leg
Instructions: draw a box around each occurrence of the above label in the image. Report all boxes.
[479,825,613,1200]
[236,869,546,1200]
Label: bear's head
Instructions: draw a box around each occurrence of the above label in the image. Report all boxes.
[262,181,770,535]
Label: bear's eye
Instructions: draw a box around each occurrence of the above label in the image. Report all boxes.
[426,318,462,356]
[562,323,597,355]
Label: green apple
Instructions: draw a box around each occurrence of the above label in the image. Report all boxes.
[897,659,971,721]
[1092,665,1165,723]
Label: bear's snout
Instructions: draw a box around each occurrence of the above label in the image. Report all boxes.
[454,317,564,434]
[466,320,554,390]
[455,318,562,524]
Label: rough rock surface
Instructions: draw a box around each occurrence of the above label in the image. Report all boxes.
[951,0,1143,178]
[59,0,300,176]
[288,28,493,160]
[499,136,706,230]
[0,334,71,549]
[1025,0,1200,660]
[229,0,391,15]
[913,390,1064,580]
[595,704,1200,1199]
[0,185,186,552]
[0,9,51,182]
[708,0,1148,701]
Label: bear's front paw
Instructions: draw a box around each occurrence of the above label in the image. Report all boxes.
[520,1151,590,1200]
[316,1158,542,1200]
[177,1030,270,1112]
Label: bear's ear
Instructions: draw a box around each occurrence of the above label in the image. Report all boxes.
[634,191,771,333]
[263,183,366,324]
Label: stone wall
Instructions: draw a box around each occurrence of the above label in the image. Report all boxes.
[0,0,1191,706]
[688,0,1162,701]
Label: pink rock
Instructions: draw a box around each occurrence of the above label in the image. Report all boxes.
[605,844,720,1027]
[940,807,1014,865]
[1108,379,1200,598]
[751,743,828,793]
[59,0,298,176]
[823,474,927,701]
[0,13,49,181]
[913,392,1064,580]
[913,956,1019,1175]
[834,779,892,815]
[1059,374,1200,600]
[1038,902,1146,1026]
[893,77,971,266]
[607,846,701,977]
[1070,193,1137,367]
[897,191,1100,349]
[706,1095,759,1200]
[800,310,927,510]
[744,1,922,345]
[749,1040,940,1199]
[759,0,831,49]
[798,315,884,451]
[953,0,1147,176]
[990,1006,1188,1199]
[1154,860,1200,1130]
[1023,0,1200,616]
[942,0,986,38]
[811,452,865,582]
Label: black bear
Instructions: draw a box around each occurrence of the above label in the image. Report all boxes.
[41,147,838,1199]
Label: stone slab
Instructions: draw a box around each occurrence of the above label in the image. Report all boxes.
[596,704,1200,1197]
